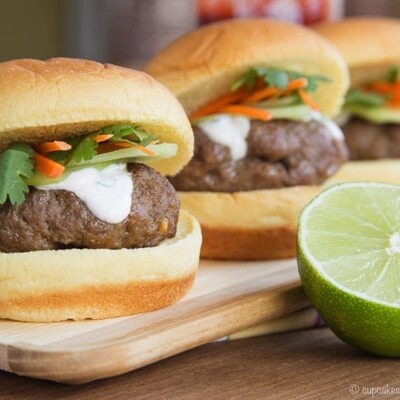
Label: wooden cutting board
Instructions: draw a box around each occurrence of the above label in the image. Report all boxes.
[0,258,309,384]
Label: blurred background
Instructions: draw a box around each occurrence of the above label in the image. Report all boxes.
[0,0,399,68]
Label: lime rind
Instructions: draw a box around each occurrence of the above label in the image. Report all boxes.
[298,245,400,356]
[298,182,400,308]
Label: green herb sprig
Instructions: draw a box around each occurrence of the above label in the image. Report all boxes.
[0,124,160,205]
[231,67,330,92]
[345,89,387,107]
[0,143,34,205]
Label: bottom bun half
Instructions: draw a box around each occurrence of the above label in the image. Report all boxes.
[0,210,201,322]
[179,187,322,261]
[179,159,400,261]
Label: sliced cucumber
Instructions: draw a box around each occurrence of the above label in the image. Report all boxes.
[267,104,312,121]
[68,143,178,167]
[26,143,178,186]
[345,104,400,123]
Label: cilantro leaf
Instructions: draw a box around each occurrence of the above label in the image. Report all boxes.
[130,127,157,146]
[101,124,135,140]
[231,68,258,91]
[263,69,289,89]
[68,136,98,164]
[345,89,387,107]
[102,124,157,146]
[0,143,34,205]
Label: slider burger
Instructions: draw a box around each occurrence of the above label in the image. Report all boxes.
[145,19,349,260]
[314,17,400,183]
[0,58,201,322]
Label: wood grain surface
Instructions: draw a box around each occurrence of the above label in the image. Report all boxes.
[0,327,399,400]
[0,259,309,384]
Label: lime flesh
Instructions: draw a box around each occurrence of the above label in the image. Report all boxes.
[297,182,400,356]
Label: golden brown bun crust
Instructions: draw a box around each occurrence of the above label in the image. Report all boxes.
[179,187,322,260]
[0,210,202,322]
[314,17,400,85]
[180,160,400,260]
[145,18,349,118]
[200,225,296,260]
[0,58,194,176]
[1,274,195,322]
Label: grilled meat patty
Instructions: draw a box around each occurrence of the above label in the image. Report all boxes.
[0,163,179,253]
[342,117,400,160]
[170,119,348,192]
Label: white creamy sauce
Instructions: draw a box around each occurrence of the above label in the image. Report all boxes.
[37,164,133,224]
[198,115,251,160]
[306,111,345,141]
[334,111,351,127]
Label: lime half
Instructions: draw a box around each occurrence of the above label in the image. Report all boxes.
[298,182,400,356]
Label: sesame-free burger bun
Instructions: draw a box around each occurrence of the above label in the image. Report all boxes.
[178,187,321,260]
[314,18,400,186]
[145,19,349,260]
[145,18,349,118]
[0,58,194,176]
[313,17,400,87]
[0,58,202,321]
[0,210,201,322]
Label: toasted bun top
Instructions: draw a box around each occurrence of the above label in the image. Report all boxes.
[0,58,194,176]
[314,17,400,86]
[145,18,349,118]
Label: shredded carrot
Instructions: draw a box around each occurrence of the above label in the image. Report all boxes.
[34,153,65,178]
[114,141,155,155]
[299,89,319,111]
[365,81,393,94]
[35,140,71,154]
[285,78,308,92]
[243,87,281,103]
[189,88,250,120]
[217,105,272,121]
[244,78,308,103]
[190,77,311,120]
[93,134,113,143]
[387,100,400,109]
[97,141,155,156]
[390,92,400,103]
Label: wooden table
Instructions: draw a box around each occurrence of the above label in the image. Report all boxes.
[0,327,399,399]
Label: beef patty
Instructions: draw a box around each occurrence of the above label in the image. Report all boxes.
[342,117,400,160]
[0,163,179,253]
[170,119,348,192]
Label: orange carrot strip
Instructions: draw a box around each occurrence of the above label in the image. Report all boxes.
[35,140,71,154]
[365,81,393,93]
[299,89,319,111]
[387,100,400,109]
[217,105,272,121]
[243,87,281,103]
[34,153,65,178]
[135,145,155,156]
[285,78,308,92]
[112,141,156,155]
[93,134,113,143]
[189,89,250,120]
[390,93,400,103]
